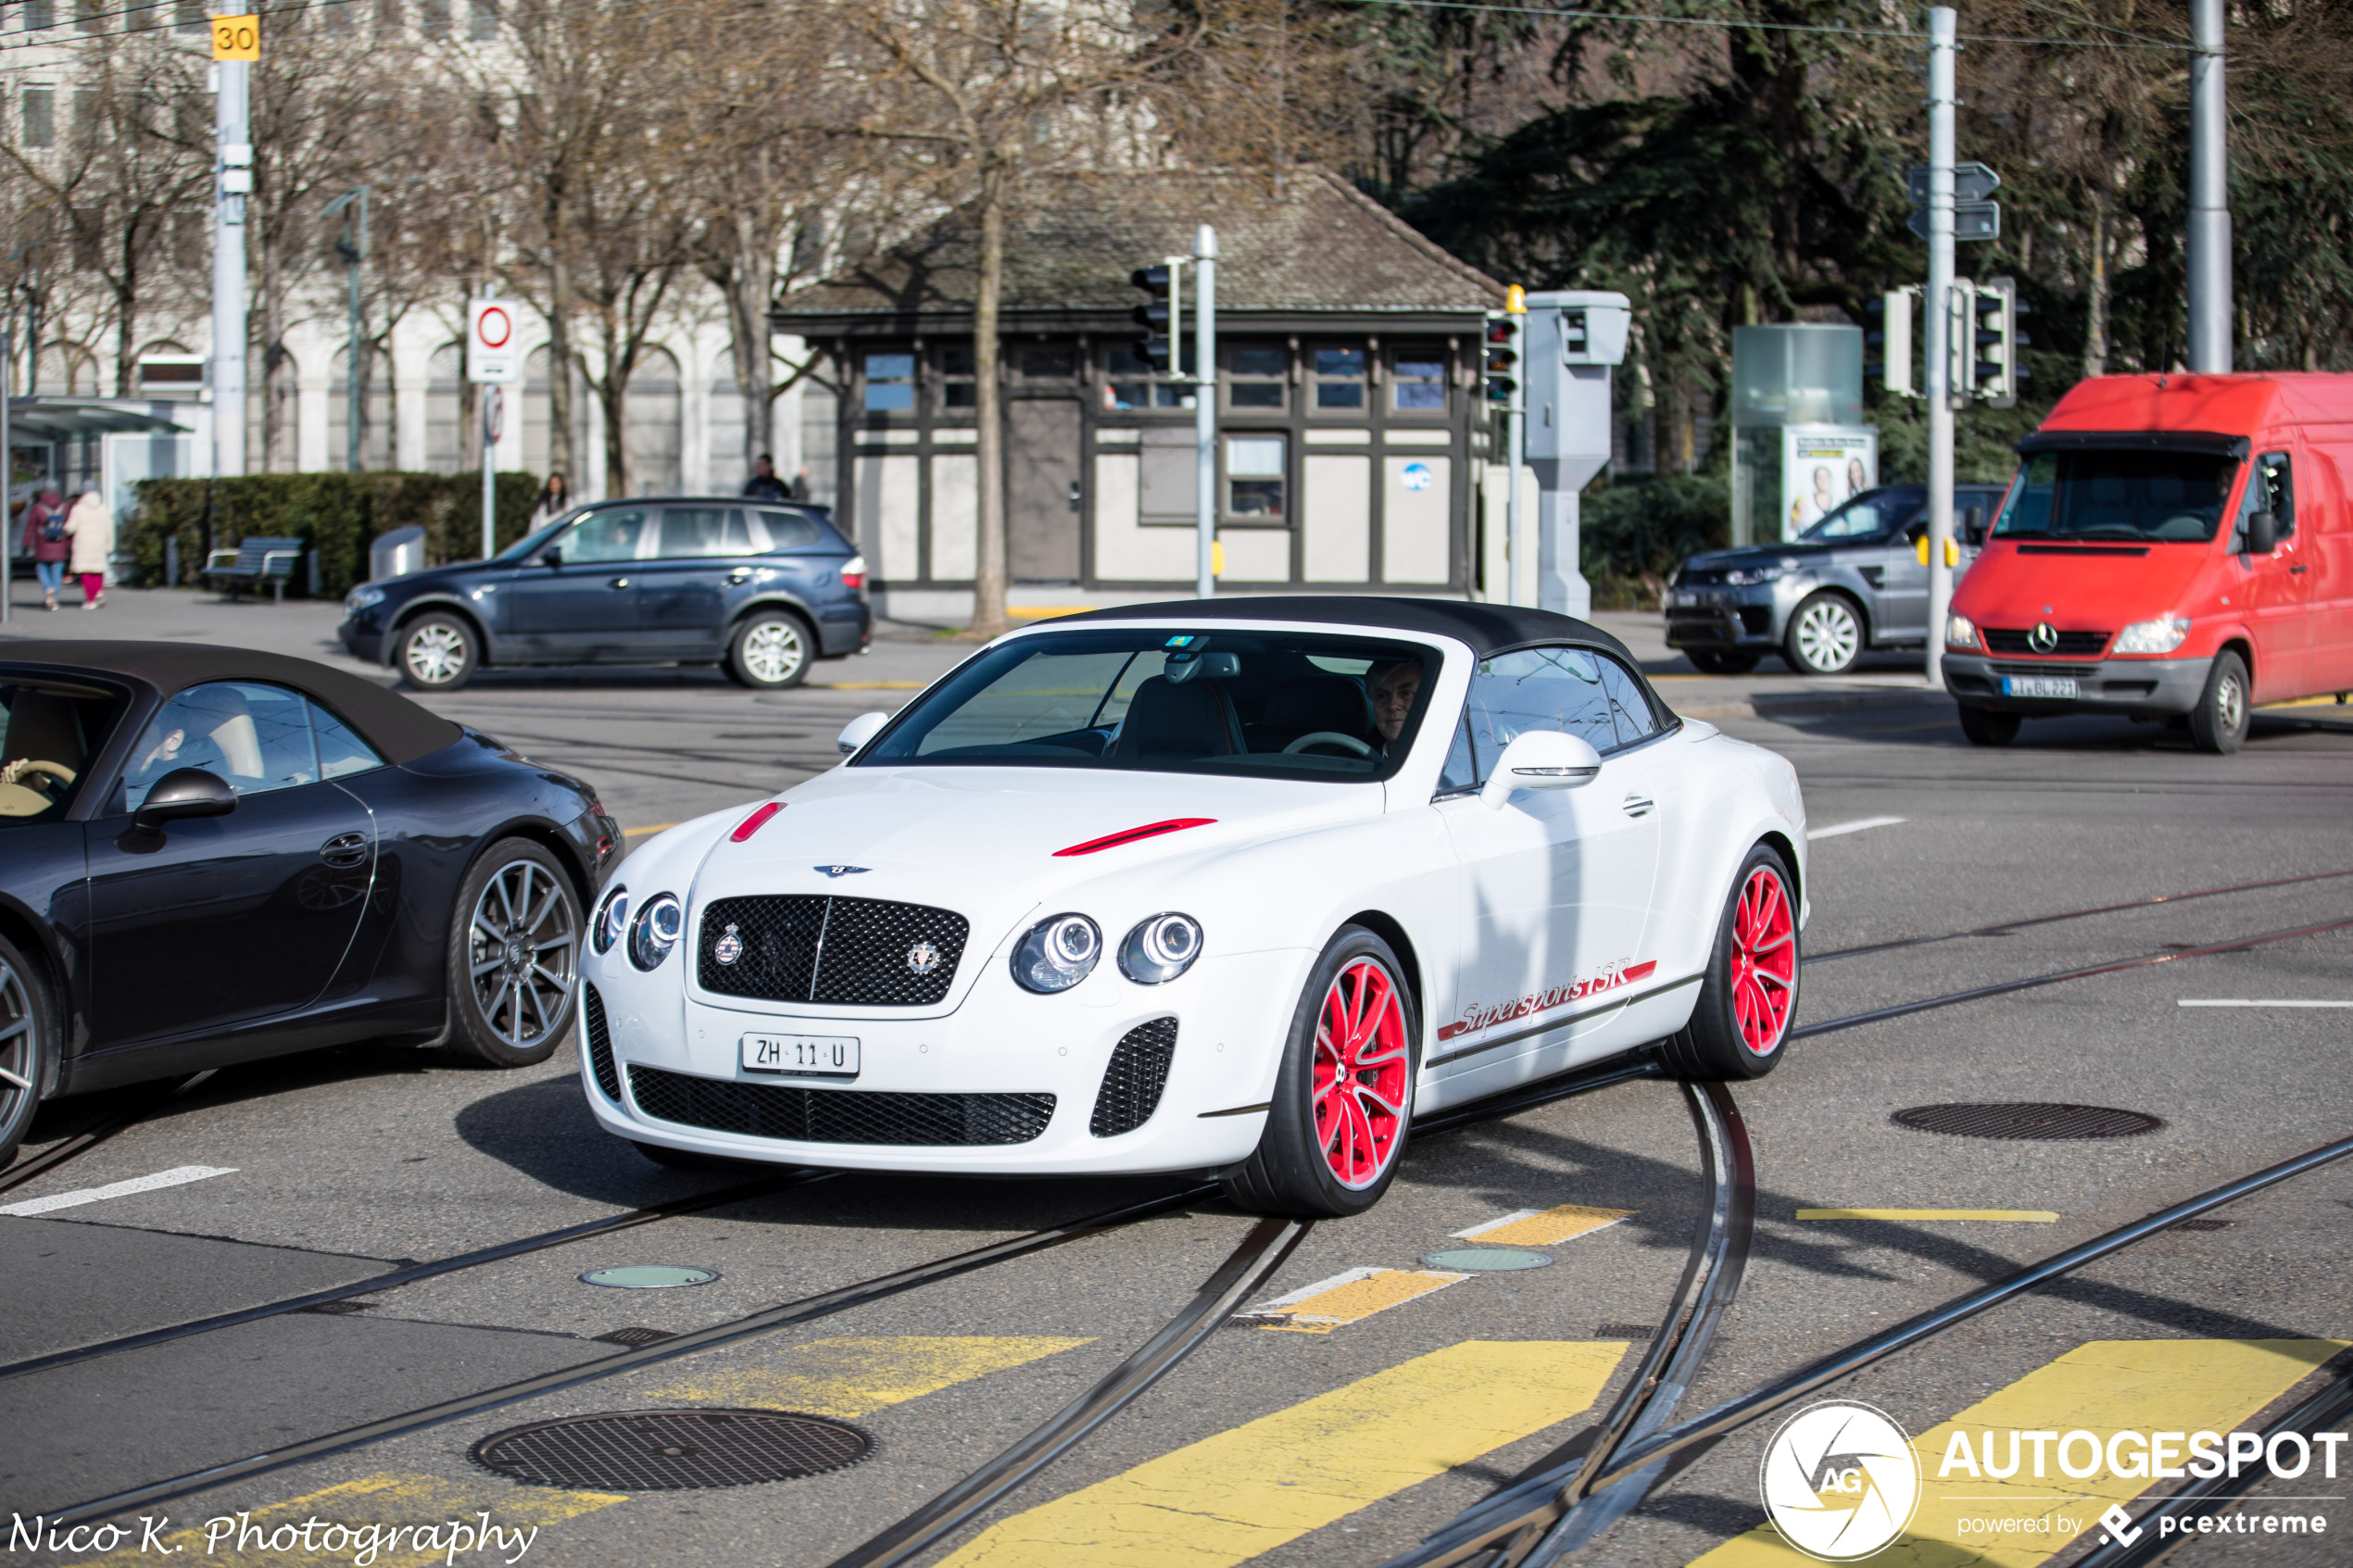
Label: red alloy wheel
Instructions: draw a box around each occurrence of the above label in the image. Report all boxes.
[1312,957,1410,1187]
[1730,866,1797,1054]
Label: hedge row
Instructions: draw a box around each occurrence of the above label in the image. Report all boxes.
[129,472,545,599]
[1579,471,1731,610]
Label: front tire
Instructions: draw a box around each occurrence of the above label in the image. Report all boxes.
[1957,705,2020,746]
[2187,650,2250,755]
[398,613,480,692]
[1223,927,1416,1218]
[447,838,582,1067]
[1660,845,1799,1081]
[0,935,56,1171]
[1687,650,1761,675]
[1784,593,1864,675]
[727,610,814,690]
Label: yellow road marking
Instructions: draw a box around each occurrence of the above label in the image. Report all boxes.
[66,1473,623,1568]
[646,1334,1092,1416]
[1688,1337,2347,1566]
[1245,1266,1467,1334]
[812,680,928,689]
[1457,1202,1633,1246]
[2259,694,2350,710]
[623,822,677,837]
[1795,1209,2058,1223]
[939,1339,1629,1567]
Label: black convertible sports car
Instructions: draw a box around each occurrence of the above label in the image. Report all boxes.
[0,642,621,1167]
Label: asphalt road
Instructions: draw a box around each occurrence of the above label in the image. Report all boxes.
[4,584,2350,1568]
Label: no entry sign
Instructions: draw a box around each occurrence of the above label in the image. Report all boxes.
[467,299,522,384]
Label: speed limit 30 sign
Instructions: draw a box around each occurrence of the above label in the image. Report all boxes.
[467,299,522,384]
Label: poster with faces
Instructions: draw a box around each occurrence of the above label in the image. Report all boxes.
[1780,426,1880,540]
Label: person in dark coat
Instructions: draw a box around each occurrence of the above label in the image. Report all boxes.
[19,489,68,611]
[743,455,790,502]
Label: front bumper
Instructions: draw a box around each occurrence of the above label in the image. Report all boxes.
[1942,650,2210,716]
[580,947,1307,1175]
[338,616,387,663]
[1664,587,1786,650]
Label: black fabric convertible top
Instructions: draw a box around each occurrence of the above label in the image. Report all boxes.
[1051,596,1639,663]
[0,640,462,765]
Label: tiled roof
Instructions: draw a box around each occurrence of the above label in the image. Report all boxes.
[781,169,1503,319]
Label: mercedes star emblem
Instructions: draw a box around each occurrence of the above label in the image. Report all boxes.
[2027,622,2059,653]
[905,940,941,975]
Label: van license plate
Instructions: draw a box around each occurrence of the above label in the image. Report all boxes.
[2001,675,2077,699]
[741,1034,859,1077]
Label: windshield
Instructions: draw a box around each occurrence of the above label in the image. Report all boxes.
[1798,487,1919,544]
[1994,450,2238,543]
[489,517,575,564]
[857,629,1439,781]
[0,680,126,826]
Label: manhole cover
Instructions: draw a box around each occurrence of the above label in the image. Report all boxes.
[1420,1248,1554,1272]
[472,1410,871,1490]
[1891,1103,2165,1140]
[593,1326,680,1347]
[581,1265,718,1289]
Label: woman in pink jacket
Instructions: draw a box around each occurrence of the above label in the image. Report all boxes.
[62,491,111,609]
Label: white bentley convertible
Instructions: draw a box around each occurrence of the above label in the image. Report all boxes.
[581,599,1806,1216]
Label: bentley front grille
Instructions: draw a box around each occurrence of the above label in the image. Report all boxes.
[628,1065,1053,1147]
[698,895,970,1007]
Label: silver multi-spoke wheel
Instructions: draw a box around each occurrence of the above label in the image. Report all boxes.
[405,621,471,687]
[1789,595,1862,674]
[736,618,809,686]
[466,858,579,1053]
[0,941,44,1167]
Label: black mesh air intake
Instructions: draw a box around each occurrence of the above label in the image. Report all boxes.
[629,1065,1052,1147]
[698,896,970,1007]
[1983,627,2111,657]
[1089,1018,1177,1137]
[583,983,621,1101]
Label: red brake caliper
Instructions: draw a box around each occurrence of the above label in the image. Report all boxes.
[1729,869,1796,1053]
[1312,958,1409,1186]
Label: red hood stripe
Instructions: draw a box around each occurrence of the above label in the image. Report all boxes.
[1053,818,1218,857]
[730,802,785,843]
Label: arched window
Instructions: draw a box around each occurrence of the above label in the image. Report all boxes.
[627,346,683,495]
[326,344,394,470]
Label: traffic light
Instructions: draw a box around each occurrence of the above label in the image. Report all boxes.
[1130,263,1176,372]
[1969,276,2025,408]
[1483,284,1526,412]
[1946,274,1977,399]
[1866,288,1918,397]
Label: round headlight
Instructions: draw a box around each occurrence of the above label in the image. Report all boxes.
[592,886,630,955]
[1011,913,1101,994]
[630,893,683,971]
[1118,913,1202,985]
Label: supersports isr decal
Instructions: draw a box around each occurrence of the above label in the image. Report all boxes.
[1438,959,1658,1041]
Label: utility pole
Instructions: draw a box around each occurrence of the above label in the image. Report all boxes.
[2186,0,2231,372]
[1192,224,1216,600]
[212,56,251,480]
[1923,6,1957,691]
[2,318,12,625]
[326,186,371,472]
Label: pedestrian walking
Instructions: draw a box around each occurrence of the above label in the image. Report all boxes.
[743,455,790,502]
[528,473,571,532]
[64,491,112,609]
[19,489,68,611]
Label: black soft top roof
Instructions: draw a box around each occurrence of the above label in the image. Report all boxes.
[0,640,462,765]
[1048,596,1639,663]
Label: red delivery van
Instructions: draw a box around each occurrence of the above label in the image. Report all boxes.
[1943,372,2353,753]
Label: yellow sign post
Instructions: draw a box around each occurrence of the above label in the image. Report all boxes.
[211,14,259,60]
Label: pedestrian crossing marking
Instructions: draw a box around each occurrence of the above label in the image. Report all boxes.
[938,1339,1629,1566]
[1240,1266,1468,1334]
[645,1334,1094,1415]
[1454,1203,1632,1246]
[1795,1210,2058,1223]
[63,1472,624,1568]
[1687,1337,2347,1565]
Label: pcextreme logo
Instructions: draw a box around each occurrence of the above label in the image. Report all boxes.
[1759,1400,1923,1562]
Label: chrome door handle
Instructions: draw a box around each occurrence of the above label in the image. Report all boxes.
[319,832,369,869]
[727,567,754,581]
[2289,563,2309,574]
[609,577,632,589]
[1621,794,1655,818]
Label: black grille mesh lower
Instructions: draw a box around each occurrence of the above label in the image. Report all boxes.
[630,1065,1053,1146]
[698,895,970,1007]
[1090,1018,1177,1137]
[584,983,621,1101]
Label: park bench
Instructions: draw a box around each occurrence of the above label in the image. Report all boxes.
[204,536,305,603]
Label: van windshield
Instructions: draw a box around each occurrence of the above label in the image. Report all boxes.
[1994,449,2238,544]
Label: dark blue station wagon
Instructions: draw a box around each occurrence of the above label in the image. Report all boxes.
[337,498,870,692]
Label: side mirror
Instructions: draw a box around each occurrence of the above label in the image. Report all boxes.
[132,768,237,833]
[1962,505,1986,546]
[1481,731,1603,810]
[837,710,889,757]
[2245,510,2278,557]
[539,546,563,568]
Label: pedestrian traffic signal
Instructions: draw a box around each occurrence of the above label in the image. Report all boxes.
[1131,264,1176,373]
[1969,277,2025,408]
[1483,286,1526,412]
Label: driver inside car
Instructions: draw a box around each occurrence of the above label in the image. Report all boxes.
[1367,660,1422,752]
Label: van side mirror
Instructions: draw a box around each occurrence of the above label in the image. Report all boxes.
[1481,731,1603,810]
[837,710,889,757]
[132,768,237,834]
[2245,510,2278,556]
[1962,505,1986,546]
